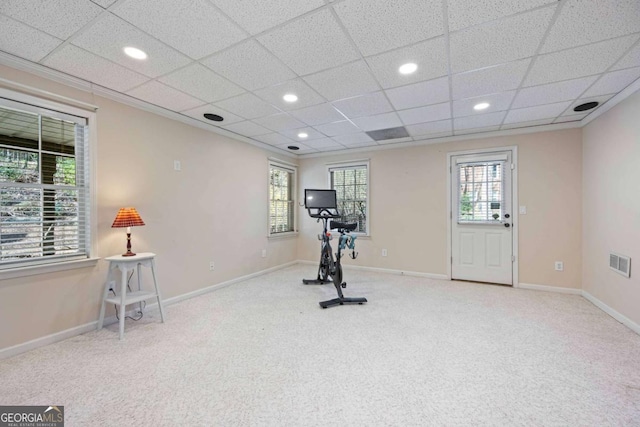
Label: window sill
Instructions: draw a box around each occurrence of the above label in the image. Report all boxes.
[0,257,100,281]
[268,231,299,240]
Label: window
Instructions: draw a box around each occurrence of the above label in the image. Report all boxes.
[0,96,92,270]
[329,161,369,235]
[268,161,296,235]
[457,161,504,222]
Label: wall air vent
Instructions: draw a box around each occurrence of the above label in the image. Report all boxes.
[365,126,410,141]
[609,252,631,278]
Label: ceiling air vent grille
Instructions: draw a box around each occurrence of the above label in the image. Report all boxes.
[365,126,410,141]
[609,252,631,278]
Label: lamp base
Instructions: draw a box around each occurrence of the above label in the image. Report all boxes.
[122,251,136,257]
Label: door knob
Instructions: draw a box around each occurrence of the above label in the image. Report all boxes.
[504,223,511,228]
[504,213,510,218]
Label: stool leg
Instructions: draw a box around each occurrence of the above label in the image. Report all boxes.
[150,259,165,323]
[97,270,112,330]
[119,268,127,340]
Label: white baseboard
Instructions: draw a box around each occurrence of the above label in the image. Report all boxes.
[298,259,448,280]
[581,291,640,336]
[0,261,298,360]
[517,282,582,295]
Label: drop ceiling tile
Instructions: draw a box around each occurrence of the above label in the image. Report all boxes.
[253,113,306,132]
[501,118,554,130]
[351,112,402,131]
[303,61,380,101]
[201,40,296,91]
[0,0,102,39]
[413,131,453,141]
[447,0,556,31]
[214,0,324,35]
[335,139,378,148]
[214,93,281,119]
[333,0,444,56]
[181,104,244,126]
[450,7,555,73]
[253,133,294,146]
[541,0,640,53]
[72,14,191,78]
[612,42,640,71]
[406,119,452,136]
[398,103,451,125]
[91,0,117,8]
[454,111,506,130]
[453,92,516,118]
[280,127,325,142]
[332,133,374,145]
[127,81,205,112]
[112,0,246,59]
[524,35,639,87]
[258,9,359,75]
[313,121,360,137]
[385,77,450,110]
[275,142,317,154]
[582,68,640,98]
[455,125,501,135]
[332,92,393,119]
[503,101,571,124]
[564,95,613,115]
[0,16,62,62]
[513,77,597,108]
[366,38,447,89]
[158,63,244,103]
[303,137,346,152]
[554,113,588,123]
[254,79,325,111]
[221,120,272,137]
[42,44,149,92]
[452,59,530,99]
[289,103,345,126]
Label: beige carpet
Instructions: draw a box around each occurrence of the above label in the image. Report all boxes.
[1,265,639,426]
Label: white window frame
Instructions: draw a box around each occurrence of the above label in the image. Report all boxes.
[0,87,98,280]
[327,159,370,236]
[268,158,297,238]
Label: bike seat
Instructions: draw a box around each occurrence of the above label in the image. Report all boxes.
[329,221,357,232]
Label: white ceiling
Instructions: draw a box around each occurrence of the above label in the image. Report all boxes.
[1,0,639,156]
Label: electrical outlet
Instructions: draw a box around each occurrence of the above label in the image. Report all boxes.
[174,160,181,171]
[555,261,563,271]
[209,261,215,271]
[382,249,388,257]
[262,249,267,258]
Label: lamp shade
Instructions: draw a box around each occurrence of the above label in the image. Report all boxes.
[111,207,145,228]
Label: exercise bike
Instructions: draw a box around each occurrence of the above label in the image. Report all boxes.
[302,189,368,309]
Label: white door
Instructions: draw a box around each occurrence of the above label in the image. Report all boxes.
[451,151,513,285]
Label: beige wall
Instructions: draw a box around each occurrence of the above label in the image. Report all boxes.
[299,129,583,289]
[582,90,640,326]
[0,65,298,350]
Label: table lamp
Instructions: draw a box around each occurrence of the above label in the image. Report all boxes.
[111,207,145,257]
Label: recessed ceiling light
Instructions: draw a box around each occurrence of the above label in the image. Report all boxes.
[573,101,599,112]
[287,145,300,151]
[297,132,308,138]
[203,113,223,122]
[283,93,298,103]
[124,46,147,60]
[398,63,418,75]
[474,102,490,111]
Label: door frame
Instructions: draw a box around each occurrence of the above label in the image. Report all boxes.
[446,146,519,286]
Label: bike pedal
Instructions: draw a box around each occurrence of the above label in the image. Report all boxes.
[341,283,346,288]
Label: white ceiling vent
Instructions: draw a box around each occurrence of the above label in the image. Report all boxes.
[609,252,631,278]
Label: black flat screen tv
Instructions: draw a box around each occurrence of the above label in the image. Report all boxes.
[304,189,337,209]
